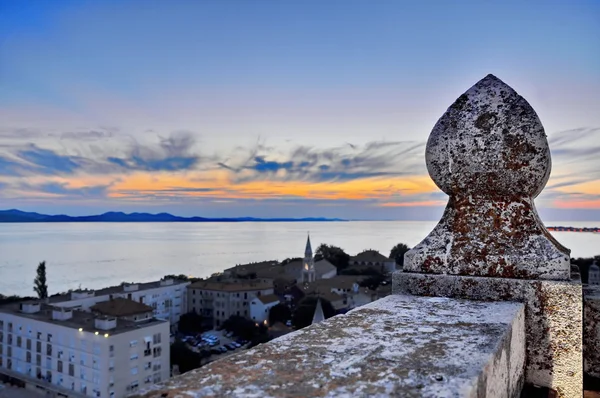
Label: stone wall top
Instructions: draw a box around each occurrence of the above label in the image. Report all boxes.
[132,295,525,398]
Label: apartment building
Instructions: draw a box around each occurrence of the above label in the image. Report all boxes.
[187,279,274,327]
[51,279,189,327]
[0,301,169,398]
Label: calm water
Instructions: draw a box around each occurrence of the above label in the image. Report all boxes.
[0,221,598,297]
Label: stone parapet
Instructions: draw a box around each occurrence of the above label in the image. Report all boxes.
[394,272,583,398]
[132,294,525,398]
[584,285,600,379]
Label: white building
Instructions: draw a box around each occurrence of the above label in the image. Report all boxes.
[51,279,189,327]
[0,301,170,398]
[590,261,600,285]
[249,295,280,324]
[187,279,274,328]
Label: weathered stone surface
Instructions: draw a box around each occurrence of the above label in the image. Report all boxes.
[404,74,570,280]
[394,272,583,398]
[584,285,600,378]
[132,295,525,398]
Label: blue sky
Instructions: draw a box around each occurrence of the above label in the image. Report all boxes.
[0,0,599,220]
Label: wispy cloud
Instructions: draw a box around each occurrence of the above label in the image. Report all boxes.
[219,140,426,183]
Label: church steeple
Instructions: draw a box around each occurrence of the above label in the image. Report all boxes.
[302,234,315,283]
[305,234,312,257]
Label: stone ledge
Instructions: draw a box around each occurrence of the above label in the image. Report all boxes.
[393,272,582,398]
[132,295,525,398]
[585,285,600,378]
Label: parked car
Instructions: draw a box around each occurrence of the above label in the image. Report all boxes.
[210,349,221,355]
[231,342,241,348]
[219,346,228,353]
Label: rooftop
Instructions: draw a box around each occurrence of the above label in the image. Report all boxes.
[188,279,273,292]
[0,302,166,335]
[50,278,189,303]
[91,298,154,317]
[350,250,392,263]
[256,294,281,305]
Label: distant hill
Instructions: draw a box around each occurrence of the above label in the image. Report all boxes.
[0,209,345,223]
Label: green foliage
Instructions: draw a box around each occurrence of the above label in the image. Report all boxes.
[390,243,410,266]
[314,244,350,272]
[292,296,336,329]
[268,303,292,325]
[280,257,302,265]
[359,273,387,290]
[178,312,209,335]
[170,339,202,373]
[0,294,36,305]
[33,261,48,299]
[162,274,189,281]
[221,315,260,341]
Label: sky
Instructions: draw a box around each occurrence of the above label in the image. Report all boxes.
[0,0,599,220]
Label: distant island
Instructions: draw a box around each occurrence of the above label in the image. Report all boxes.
[0,209,346,223]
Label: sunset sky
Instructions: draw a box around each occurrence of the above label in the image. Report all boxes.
[1,0,599,220]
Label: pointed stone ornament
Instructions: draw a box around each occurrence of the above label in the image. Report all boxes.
[404,74,570,280]
[311,298,325,325]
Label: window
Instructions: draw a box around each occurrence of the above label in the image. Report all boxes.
[57,360,63,373]
[131,366,138,375]
[8,323,12,332]
[130,353,138,360]
[144,361,151,370]
[16,336,22,347]
[26,339,31,350]
[47,333,52,343]
[46,344,52,356]
[153,333,161,344]
[36,354,41,366]
[68,363,74,377]
[36,341,41,352]
[153,373,161,383]
[26,351,31,363]
[130,340,138,348]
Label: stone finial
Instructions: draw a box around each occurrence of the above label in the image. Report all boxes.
[404,74,570,280]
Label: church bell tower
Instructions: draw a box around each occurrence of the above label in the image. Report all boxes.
[302,234,316,283]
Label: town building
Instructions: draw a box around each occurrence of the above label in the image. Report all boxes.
[590,261,600,285]
[302,235,316,283]
[0,301,169,398]
[90,298,154,323]
[187,279,274,327]
[298,275,377,312]
[223,236,337,283]
[50,279,189,328]
[349,250,396,273]
[249,294,280,324]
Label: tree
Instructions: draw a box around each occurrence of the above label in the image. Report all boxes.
[269,303,292,325]
[170,339,201,373]
[33,261,48,299]
[162,274,189,281]
[178,312,207,335]
[390,243,410,267]
[292,296,336,329]
[314,244,350,272]
[359,271,387,290]
[221,315,259,341]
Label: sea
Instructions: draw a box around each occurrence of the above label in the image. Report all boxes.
[0,221,598,297]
